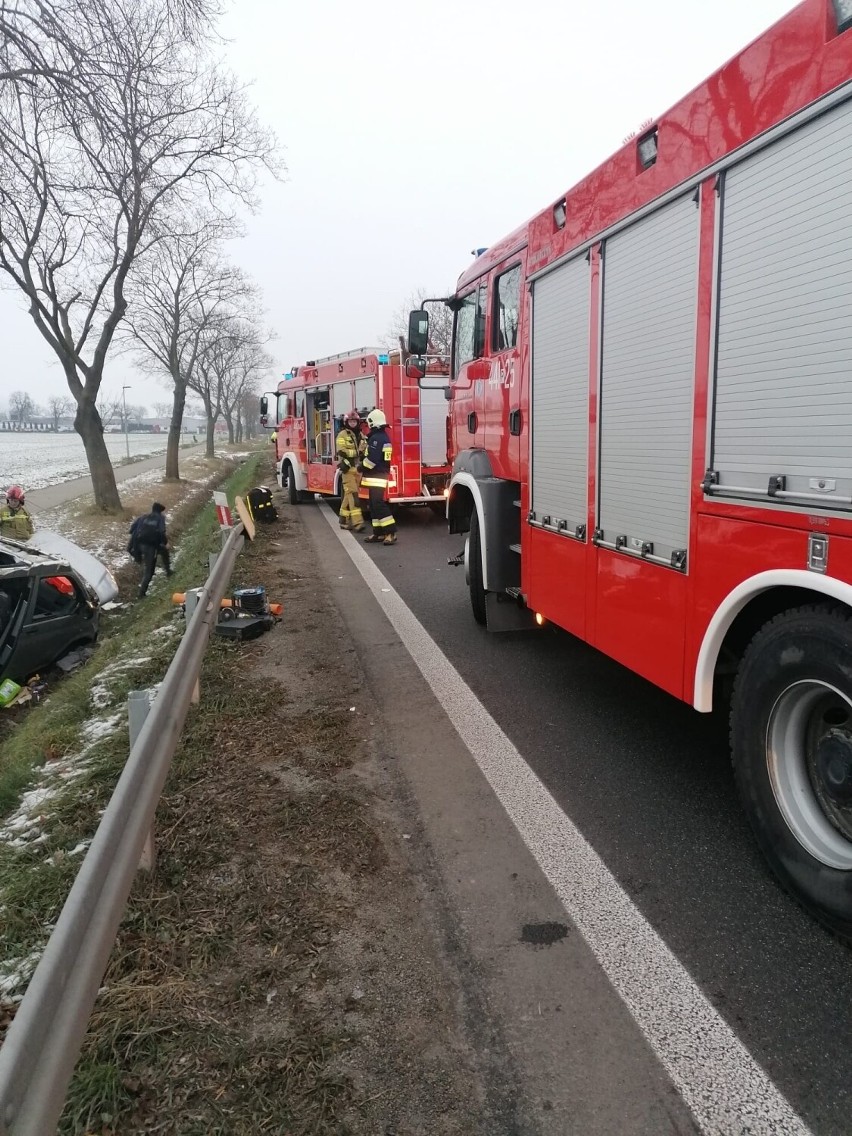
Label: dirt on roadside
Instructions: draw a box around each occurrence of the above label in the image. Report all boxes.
[62,497,497,1135]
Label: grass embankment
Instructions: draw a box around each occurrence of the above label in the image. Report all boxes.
[0,451,266,1000]
[0,450,265,815]
[1,450,366,1133]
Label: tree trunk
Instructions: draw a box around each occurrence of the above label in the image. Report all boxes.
[224,410,235,444]
[205,408,215,458]
[166,380,187,480]
[74,399,122,511]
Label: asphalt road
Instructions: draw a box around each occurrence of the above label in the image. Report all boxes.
[351,505,852,1136]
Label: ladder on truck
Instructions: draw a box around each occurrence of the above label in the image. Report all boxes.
[396,366,421,497]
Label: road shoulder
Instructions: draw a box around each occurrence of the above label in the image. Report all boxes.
[301,502,699,1136]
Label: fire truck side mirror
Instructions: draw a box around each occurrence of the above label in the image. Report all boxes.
[408,309,429,356]
[405,357,426,380]
[259,395,268,417]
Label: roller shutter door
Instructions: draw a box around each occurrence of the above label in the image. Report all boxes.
[530,256,590,536]
[598,194,698,565]
[712,98,852,508]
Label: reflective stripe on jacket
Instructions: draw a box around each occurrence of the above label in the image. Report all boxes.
[0,506,33,541]
[361,427,392,488]
[335,427,361,464]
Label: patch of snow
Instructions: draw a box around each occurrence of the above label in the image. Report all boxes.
[89,657,153,710]
[0,951,41,998]
[80,713,122,744]
[1,710,122,848]
[149,623,179,637]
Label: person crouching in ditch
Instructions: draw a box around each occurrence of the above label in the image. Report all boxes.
[131,502,173,598]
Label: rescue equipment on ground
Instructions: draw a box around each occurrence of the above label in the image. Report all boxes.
[246,486,278,524]
[213,584,279,642]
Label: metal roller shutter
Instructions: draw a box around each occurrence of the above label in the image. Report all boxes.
[419,385,448,466]
[598,194,698,565]
[712,98,852,508]
[530,256,590,536]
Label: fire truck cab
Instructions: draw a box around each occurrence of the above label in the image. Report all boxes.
[408,0,852,940]
[261,347,451,507]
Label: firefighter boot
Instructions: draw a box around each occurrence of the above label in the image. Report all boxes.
[364,532,381,543]
[382,532,397,546]
[339,516,350,529]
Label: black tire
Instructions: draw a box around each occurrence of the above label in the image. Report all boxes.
[467,509,487,626]
[285,462,299,506]
[730,604,852,942]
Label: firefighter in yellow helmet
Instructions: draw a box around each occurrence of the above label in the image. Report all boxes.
[359,408,397,545]
[336,410,366,531]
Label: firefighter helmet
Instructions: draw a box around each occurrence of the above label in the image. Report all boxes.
[366,409,387,429]
[345,409,360,424]
[5,485,24,505]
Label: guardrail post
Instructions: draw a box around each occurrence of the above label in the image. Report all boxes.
[182,589,203,704]
[127,691,155,872]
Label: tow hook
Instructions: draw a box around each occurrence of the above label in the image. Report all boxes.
[447,550,465,567]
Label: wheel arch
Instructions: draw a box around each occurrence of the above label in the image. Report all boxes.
[694,570,852,712]
[448,473,488,588]
[280,452,306,493]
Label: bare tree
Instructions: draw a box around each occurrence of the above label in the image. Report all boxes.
[0,0,222,86]
[47,393,73,430]
[0,0,279,509]
[9,390,35,427]
[151,400,172,417]
[237,386,261,443]
[219,331,273,443]
[383,287,454,358]
[188,310,263,456]
[125,221,252,479]
[96,395,121,428]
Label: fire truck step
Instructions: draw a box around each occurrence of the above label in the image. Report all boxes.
[510,543,521,553]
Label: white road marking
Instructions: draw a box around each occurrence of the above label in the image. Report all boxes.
[321,505,812,1136]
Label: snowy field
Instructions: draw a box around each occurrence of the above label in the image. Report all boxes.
[0,432,170,490]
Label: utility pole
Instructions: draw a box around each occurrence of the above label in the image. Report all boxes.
[122,385,131,460]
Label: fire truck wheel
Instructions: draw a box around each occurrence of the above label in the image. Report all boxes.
[730,604,852,942]
[467,509,487,626]
[284,463,299,506]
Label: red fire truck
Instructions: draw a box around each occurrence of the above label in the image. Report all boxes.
[260,347,451,507]
[408,0,852,938]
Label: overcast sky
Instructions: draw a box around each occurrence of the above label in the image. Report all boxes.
[0,0,795,411]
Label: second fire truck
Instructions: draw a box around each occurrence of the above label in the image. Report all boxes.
[408,0,852,940]
[261,346,451,508]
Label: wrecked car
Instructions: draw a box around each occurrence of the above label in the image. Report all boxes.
[0,538,100,683]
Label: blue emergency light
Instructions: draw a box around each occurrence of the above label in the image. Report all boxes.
[378,354,389,364]
[284,372,294,381]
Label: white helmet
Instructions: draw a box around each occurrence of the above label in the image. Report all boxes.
[366,409,387,429]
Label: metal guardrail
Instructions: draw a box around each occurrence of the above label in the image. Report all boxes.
[0,520,245,1135]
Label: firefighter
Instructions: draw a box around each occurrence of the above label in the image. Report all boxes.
[359,409,397,545]
[0,485,34,541]
[336,410,366,531]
